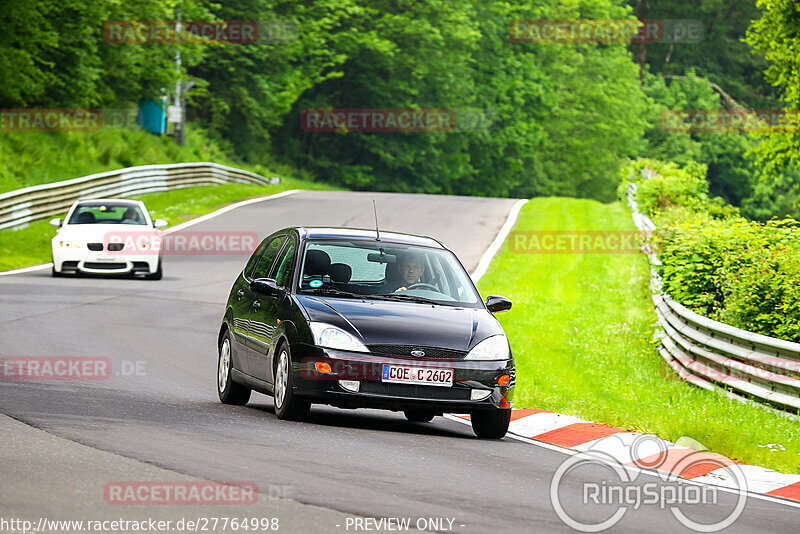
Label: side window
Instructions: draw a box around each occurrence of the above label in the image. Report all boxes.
[272,236,297,288]
[244,239,269,279]
[251,235,286,280]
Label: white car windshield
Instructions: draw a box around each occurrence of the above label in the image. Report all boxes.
[68,203,146,225]
[298,240,481,307]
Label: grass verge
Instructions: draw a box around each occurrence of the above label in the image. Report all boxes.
[0,177,340,272]
[478,197,800,474]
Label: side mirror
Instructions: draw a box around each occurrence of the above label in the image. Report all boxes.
[153,219,168,229]
[50,218,62,228]
[251,278,280,296]
[486,295,512,313]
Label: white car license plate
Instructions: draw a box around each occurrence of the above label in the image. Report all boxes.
[381,364,453,387]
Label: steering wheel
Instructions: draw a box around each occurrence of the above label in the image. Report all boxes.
[405,283,439,291]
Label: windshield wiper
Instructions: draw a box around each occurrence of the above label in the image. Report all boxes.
[303,287,364,298]
[370,293,447,305]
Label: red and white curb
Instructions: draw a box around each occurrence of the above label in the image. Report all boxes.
[447,408,800,504]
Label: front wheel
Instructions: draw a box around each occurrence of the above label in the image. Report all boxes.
[145,258,163,280]
[470,408,511,439]
[273,344,310,421]
[217,332,251,405]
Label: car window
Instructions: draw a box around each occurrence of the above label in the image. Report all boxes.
[272,236,297,288]
[298,239,481,306]
[251,235,286,280]
[68,204,146,225]
[243,239,270,279]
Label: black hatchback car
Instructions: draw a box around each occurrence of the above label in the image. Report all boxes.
[217,227,516,438]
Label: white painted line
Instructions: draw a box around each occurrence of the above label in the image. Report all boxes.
[0,189,302,277]
[163,189,301,234]
[0,263,52,276]
[471,198,528,283]
[694,465,800,494]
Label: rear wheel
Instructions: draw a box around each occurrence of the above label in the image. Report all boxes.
[470,408,511,439]
[273,344,310,421]
[403,409,436,423]
[217,332,251,405]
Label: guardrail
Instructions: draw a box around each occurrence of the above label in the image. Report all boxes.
[0,162,271,230]
[627,176,800,414]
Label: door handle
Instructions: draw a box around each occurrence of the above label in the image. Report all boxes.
[252,300,261,310]
[236,289,244,300]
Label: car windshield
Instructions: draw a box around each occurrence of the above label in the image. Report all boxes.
[68,203,146,225]
[297,239,481,307]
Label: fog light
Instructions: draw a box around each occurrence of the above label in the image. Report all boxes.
[497,374,510,386]
[315,362,332,373]
[339,380,360,392]
[470,389,491,401]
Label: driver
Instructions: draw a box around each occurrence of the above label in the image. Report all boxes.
[394,251,425,292]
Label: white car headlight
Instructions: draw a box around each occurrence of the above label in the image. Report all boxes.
[465,335,510,360]
[58,240,81,249]
[309,322,369,353]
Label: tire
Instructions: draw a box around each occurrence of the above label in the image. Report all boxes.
[145,258,163,280]
[51,256,64,277]
[217,331,251,405]
[403,409,436,423]
[273,343,311,421]
[470,408,511,439]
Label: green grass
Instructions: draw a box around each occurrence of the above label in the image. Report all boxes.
[0,178,340,272]
[478,197,800,474]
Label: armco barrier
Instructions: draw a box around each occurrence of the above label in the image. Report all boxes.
[0,162,270,230]
[627,174,800,414]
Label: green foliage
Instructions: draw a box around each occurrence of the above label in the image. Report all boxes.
[0,126,226,192]
[622,158,800,341]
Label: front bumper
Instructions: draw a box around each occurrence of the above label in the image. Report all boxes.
[53,250,159,275]
[292,343,515,412]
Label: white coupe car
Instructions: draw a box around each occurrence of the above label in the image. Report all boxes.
[50,199,167,279]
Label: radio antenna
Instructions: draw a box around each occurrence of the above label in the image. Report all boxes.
[373,199,381,241]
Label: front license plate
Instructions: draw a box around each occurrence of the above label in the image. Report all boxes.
[381,364,453,387]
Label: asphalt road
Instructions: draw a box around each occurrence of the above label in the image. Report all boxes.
[0,190,797,533]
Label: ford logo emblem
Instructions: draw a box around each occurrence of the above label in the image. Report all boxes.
[410,350,425,357]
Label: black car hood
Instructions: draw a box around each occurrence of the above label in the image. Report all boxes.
[296,295,504,351]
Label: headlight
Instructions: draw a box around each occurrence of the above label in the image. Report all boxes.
[465,335,510,360]
[309,322,369,353]
[58,240,81,249]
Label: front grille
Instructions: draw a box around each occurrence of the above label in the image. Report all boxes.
[83,262,127,270]
[87,243,103,251]
[367,345,467,360]
[359,381,471,400]
[108,243,124,252]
